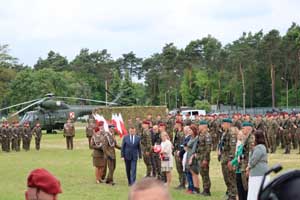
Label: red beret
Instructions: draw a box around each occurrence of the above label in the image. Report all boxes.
[142,120,150,125]
[175,120,183,125]
[27,168,62,195]
[159,123,166,127]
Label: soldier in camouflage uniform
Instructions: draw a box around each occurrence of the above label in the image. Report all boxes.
[140,121,153,177]
[63,119,75,150]
[12,122,23,151]
[32,122,42,150]
[266,114,279,153]
[184,113,192,126]
[281,113,292,154]
[218,118,237,200]
[209,116,219,151]
[102,125,121,185]
[22,122,32,151]
[290,115,298,150]
[240,122,254,197]
[1,121,11,152]
[151,125,162,179]
[255,115,269,151]
[277,114,285,149]
[11,121,21,151]
[196,120,212,196]
[232,114,242,130]
[173,120,185,189]
[86,118,95,149]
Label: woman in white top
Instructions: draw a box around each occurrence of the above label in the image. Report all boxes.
[160,131,173,187]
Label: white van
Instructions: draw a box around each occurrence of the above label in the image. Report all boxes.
[181,110,206,120]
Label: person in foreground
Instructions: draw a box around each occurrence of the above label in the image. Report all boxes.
[121,127,142,186]
[25,168,62,200]
[247,130,269,200]
[128,178,172,200]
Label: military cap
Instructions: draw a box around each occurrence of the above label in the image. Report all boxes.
[159,123,166,127]
[222,118,232,123]
[242,122,253,127]
[175,120,183,125]
[27,168,62,195]
[142,120,150,125]
[199,120,208,125]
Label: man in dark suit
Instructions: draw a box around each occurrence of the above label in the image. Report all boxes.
[121,127,142,186]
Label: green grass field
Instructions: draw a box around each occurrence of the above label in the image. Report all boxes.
[0,128,300,200]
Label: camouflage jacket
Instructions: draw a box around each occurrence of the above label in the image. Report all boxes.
[141,129,152,153]
[195,131,212,161]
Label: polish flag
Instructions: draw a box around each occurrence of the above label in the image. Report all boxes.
[118,113,128,136]
[93,114,109,132]
[112,113,123,137]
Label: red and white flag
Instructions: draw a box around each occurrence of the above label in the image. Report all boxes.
[112,113,123,137]
[93,114,109,132]
[118,113,128,136]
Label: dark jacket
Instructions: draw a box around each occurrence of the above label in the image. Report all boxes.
[121,135,142,160]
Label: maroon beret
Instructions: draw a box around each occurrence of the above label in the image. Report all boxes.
[175,120,183,125]
[27,168,62,195]
[159,123,166,127]
[142,120,150,125]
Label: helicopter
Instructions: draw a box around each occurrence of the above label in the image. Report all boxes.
[0,93,118,133]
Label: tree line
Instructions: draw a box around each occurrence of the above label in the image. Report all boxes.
[1,23,300,112]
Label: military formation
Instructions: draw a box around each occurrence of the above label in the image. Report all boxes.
[0,120,43,152]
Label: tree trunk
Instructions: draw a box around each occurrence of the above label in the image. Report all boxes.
[239,63,246,114]
[271,64,276,108]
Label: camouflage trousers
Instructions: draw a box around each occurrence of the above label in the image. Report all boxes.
[291,133,298,149]
[35,137,41,150]
[211,133,218,151]
[267,133,277,153]
[221,162,237,200]
[199,161,211,190]
[240,171,248,191]
[11,138,17,151]
[143,153,152,177]
[1,137,10,152]
[283,130,291,153]
[175,153,185,186]
[151,152,161,178]
[23,137,31,151]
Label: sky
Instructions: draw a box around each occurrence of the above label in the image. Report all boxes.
[1,0,300,66]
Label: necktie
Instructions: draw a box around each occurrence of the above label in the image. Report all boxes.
[132,135,134,144]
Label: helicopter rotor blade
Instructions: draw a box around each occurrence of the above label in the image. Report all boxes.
[10,98,45,117]
[108,91,123,106]
[55,96,118,105]
[0,98,42,112]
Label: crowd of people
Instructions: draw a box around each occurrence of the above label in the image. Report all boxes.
[3,111,300,199]
[85,112,300,200]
